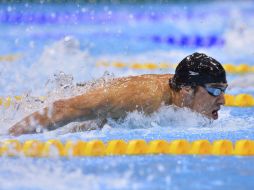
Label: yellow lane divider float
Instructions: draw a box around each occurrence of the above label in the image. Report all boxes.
[1,94,254,108]
[0,96,45,108]
[96,61,254,74]
[1,139,254,157]
[0,54,21,62]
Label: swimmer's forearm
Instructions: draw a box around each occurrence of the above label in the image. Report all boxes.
[9,99,97,136]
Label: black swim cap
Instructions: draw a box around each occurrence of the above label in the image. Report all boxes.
[170,52,227,89]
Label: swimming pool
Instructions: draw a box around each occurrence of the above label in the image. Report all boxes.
[0,1,254,190]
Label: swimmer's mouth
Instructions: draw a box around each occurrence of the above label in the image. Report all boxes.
[212,109,220,119]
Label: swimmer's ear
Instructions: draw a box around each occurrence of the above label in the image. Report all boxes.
[180,86,195,107]
[181,86,195,96]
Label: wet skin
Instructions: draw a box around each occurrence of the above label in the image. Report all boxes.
[188,84,227,120]
[8,74,227,136]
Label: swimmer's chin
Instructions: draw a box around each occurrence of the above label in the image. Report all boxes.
[204,112,219,120]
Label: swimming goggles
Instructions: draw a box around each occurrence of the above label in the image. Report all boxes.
[202,84,228,97]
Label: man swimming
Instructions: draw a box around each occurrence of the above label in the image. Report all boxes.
[9,52,228,136]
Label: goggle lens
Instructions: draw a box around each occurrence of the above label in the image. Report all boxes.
[204,85,227,97]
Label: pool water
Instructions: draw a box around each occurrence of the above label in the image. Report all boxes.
[0,1,254,190]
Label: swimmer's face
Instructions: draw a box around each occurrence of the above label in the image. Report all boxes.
[189,83,227,120]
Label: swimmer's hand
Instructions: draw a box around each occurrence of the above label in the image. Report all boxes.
[9,120,35,136]
[8,109,57,136]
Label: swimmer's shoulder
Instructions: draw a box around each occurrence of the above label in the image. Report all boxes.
[105,74,172,115]
[136,74,173,105]
[130,73,173,90]
[110,74,173,84]
[108,74,173,93]
[129,73,173,80]
[110,74,172,102]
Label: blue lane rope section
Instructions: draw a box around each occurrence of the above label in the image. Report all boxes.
[0,10,230,24]
[151,35,224,47]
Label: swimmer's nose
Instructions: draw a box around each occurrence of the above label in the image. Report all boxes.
[217,93,225,105]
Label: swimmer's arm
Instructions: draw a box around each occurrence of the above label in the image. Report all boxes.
[9,87,109,136]
[9,74,167,136]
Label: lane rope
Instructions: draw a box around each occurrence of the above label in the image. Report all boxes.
[1,139,254,157]
[0,94,254,108]
[151,35,224,47]
[0,10,229,24]
[96,61,254,74]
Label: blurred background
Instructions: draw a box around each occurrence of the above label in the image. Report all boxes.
[1,0,254,96]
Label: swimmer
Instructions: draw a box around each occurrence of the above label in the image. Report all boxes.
[9,52,228,136]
